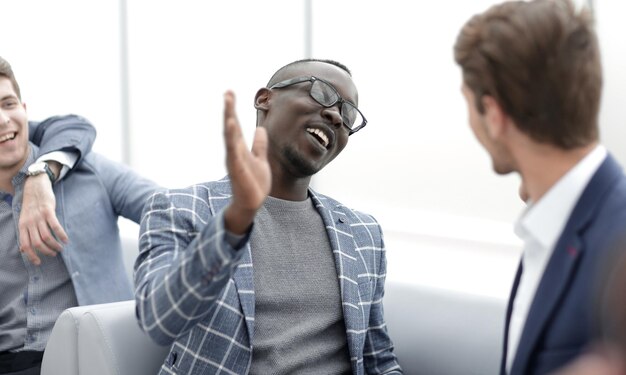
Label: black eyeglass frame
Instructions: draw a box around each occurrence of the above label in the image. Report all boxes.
[269,76,367,135]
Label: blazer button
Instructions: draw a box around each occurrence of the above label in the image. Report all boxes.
[338,217,346,223]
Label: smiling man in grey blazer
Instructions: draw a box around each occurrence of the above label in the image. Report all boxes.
[135,59,402,375]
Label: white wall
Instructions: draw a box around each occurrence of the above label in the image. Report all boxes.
[596,1,626,165]
[310,0,525,225]
[124,0,307,188]
[1,0,124,160]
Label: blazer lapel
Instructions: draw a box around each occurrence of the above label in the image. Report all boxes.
[500,262,523,375]
[310,191,365,366]
[207,178,256,343]
[511,235,582,374]
[510,154,623,374]
[232,245,256,342]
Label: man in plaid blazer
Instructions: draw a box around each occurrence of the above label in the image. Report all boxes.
[134,59,402,374]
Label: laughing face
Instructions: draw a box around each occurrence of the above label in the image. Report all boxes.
[0,77,29,176]
[258,62,358,178]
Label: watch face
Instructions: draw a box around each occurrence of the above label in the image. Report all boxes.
[26,161,56,182]
[28,162,48,174]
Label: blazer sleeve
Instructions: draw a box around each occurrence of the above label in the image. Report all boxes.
[28,114,96,167]
[364,219,404,374]
[134,189,246,346]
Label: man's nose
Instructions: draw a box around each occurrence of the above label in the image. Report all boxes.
[321,105,343,128]
[0,111,9,126]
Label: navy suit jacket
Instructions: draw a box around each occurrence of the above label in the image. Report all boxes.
[501,154,626,375]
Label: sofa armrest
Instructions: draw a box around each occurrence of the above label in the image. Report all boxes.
[41,304,98,375]
[77,300,168,375]
[41,300,168,375]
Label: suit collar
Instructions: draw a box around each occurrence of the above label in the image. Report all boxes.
[516,145,607,251]
[506,154,624,374]
[204,177,256,340]
[309,190,367,365]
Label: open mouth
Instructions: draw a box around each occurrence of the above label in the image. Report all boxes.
[0,132,16,143]
[306,127,330,149]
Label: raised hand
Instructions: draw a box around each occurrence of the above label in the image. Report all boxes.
[223,91,271,235]
[18,172,68,265]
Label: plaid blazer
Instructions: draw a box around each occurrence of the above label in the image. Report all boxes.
[134,177,402,375]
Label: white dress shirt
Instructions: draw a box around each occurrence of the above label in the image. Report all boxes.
[35,150,78,181]
[506,145,607,373]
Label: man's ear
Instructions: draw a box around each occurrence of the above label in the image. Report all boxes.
[482,95,506,139]
[254,88,271,111]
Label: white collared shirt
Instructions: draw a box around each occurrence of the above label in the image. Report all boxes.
[35,151,78,181]
[506,145,607,373]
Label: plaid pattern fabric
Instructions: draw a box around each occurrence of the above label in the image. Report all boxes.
[135,177,402,374]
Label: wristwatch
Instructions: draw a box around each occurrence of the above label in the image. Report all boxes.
[27,162,57,183]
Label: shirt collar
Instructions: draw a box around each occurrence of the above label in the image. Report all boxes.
[515,145,607,250]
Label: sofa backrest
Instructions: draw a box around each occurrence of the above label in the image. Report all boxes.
[384,281,507,375]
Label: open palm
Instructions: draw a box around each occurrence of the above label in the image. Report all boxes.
[223,91,271,234]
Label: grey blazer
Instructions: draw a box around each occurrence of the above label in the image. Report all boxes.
[135,178,403,375]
